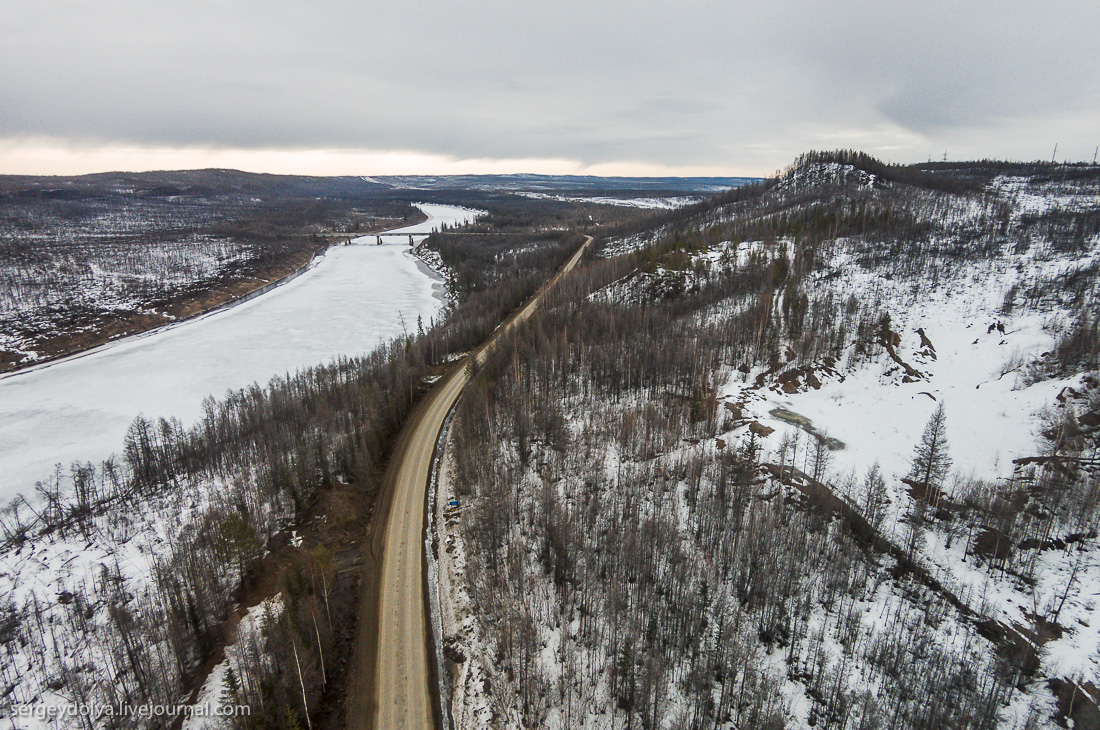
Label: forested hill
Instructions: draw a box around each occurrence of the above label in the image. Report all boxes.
[605,149,1100,249]
[438,151,1100,729]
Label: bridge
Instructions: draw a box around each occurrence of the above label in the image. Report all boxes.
[331,232,435,246]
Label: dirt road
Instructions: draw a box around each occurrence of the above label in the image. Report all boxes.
[346,236,592,730]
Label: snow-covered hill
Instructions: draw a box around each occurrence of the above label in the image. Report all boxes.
[439,154,1100,729]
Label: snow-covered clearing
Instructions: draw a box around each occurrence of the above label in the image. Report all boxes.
[991,175,1100,217]
[727,243,1092,486]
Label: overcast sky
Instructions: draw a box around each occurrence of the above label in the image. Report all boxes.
[2,0,1097,176]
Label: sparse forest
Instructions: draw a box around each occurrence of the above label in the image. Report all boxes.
[437,152,1100,729]
[0,193,599,729]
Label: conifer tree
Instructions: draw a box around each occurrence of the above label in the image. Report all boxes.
[909,402,952,505]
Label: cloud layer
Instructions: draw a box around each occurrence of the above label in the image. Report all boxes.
[2,0,1097,174]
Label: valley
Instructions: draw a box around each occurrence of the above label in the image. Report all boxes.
[2,157,1098,730]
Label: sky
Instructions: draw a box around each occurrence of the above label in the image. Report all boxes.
[1,0,1098,177]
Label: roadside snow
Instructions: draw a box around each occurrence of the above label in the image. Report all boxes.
[434,437,496,728]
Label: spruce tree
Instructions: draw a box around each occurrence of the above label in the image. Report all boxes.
[909,402,952,504]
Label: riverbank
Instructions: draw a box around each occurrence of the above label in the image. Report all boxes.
[0,204,471,501]
[0,209,429,376]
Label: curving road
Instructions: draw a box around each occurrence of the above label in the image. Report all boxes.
[347,235,592,730]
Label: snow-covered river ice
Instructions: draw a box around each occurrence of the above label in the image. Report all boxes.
[0,203,478,503]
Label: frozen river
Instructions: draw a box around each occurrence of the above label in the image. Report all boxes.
[0,203,477,502]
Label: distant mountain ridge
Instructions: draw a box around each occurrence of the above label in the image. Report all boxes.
[0,169,760,199]
[366,173,759,194]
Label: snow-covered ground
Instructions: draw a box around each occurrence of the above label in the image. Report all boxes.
[712,222,1100,725]
[0,471,245,728]
[513,191,700,209]
[0,235,254,348]
[990,175,1100,217]
[411,242,454,287]
[0,204,478,503]
[727,244,1091,485]
[180,597,282,730]
[433,440,496,728]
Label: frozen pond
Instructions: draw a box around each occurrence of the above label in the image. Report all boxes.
[0,203,477,502]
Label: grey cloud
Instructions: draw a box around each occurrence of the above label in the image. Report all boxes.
[1,0,1098,170]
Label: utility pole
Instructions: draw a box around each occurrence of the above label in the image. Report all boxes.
[1093,146,1098,165]
[943,149,947,163]
[1052,143,1058,163]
